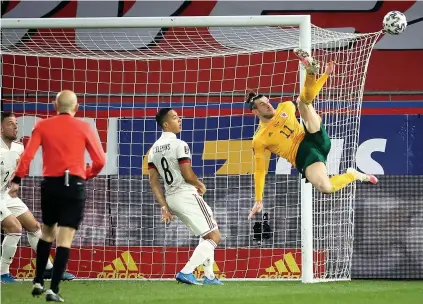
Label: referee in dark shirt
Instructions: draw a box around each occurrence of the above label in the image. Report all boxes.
[9,90,105,302]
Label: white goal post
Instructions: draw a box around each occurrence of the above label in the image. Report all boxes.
[1,16,380,283]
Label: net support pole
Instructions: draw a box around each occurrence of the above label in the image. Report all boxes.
[298,16,314,284]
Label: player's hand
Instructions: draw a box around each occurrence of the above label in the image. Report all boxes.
[8,182,19,198]
[161,206,173,224]
[248,200,263,220]
[325,61,336,75]
[197,182,207,196]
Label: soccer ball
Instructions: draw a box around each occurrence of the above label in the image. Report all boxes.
[383,11,407,35]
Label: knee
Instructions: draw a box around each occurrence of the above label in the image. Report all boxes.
[41,224,58,243]
[55,227,75,248]
[210,230,222,245]
[3,217,23,234]
[203,230,222,245]
[297,96,311,106]
[11,221,23,234]
[27,221,41,234]
[299,93,312,104]
[212,233,221,245]
[314,182,333,194]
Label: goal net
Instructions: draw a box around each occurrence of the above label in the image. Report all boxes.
[1,16,380,282]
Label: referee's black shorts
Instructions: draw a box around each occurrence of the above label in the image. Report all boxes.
[40,174,86,230]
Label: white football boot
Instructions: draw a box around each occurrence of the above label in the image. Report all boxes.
[347,168,378,184]
[293,48,320,75]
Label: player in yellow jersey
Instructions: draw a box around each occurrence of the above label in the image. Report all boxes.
[247,49,378,219]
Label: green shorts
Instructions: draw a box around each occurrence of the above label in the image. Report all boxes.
[295,124,331,179]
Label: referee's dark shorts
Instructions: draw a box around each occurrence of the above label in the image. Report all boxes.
[40,174,86,230]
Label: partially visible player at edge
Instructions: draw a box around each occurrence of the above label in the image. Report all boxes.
[248,49,378,219]
[148,108,223,285]
[9,90,106,302]
[0,112,75,283]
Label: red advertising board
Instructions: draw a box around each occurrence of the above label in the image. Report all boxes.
[11,246,325,280]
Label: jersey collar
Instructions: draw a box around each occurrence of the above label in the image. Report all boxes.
[160,132,177,139]
[0,138,10,150]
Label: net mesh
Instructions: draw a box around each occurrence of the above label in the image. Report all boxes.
[1,23,380,281]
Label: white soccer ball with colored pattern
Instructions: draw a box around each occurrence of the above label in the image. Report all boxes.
[383,11,407,35]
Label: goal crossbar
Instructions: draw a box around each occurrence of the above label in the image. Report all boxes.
[1,15,310,29]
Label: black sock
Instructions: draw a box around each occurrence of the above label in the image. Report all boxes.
[34,239,52,285]
[50,247,70,294]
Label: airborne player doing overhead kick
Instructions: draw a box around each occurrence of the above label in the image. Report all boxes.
[247,49,378,219]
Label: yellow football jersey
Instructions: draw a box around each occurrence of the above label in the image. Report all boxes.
[252,101,305,200]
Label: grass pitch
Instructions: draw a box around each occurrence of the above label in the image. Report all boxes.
[1,280,422,304]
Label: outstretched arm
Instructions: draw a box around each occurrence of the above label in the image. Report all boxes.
[253,144,267,202]
[249,141,269,219]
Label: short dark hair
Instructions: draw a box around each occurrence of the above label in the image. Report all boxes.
[1,112,15,123]
[245,92,264,111]
[155,108,173,127]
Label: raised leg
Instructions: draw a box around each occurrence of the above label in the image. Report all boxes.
[305,162,378,194]
[294,49,335,134]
